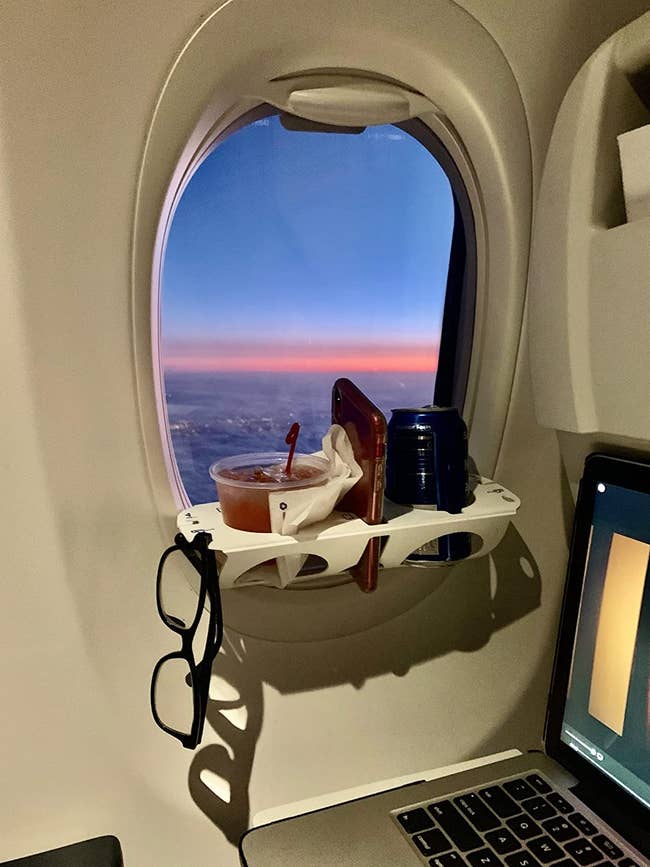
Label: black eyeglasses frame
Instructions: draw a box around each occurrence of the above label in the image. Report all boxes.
[150,531,223,749]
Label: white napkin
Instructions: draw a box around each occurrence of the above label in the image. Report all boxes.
[267,424,362,585]
[269,424,362,535]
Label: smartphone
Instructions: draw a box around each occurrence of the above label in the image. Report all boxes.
[331,378,387,592]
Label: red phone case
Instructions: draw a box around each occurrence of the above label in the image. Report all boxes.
[331,378,387,592]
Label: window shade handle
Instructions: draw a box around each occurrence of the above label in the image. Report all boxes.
[258,77,437,127]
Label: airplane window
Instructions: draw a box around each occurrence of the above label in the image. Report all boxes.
[160,111,463,506]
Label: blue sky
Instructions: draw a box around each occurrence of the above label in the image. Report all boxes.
[162,114,454,371]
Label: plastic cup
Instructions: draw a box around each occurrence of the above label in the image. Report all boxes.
[209,452,331,533]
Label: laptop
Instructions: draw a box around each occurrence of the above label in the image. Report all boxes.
[239,453,650,866]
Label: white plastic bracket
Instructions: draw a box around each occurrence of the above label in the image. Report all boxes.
[176,478,520,589]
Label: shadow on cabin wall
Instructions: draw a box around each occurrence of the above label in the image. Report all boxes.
[187,521,542,845]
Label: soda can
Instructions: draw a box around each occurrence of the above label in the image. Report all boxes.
[385,405,470,564]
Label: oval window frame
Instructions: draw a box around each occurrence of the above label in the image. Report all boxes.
[132,1,531,636]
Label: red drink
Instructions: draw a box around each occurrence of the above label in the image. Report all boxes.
[209,453,330,533]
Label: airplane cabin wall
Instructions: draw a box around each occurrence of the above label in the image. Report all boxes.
[0,1,648,865]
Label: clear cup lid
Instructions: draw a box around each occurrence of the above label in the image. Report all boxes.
[209,452,330,489]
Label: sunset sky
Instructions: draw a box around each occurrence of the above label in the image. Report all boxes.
[161,114,454,372]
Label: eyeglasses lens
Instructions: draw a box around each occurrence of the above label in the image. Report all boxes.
[159,548,203,631]
[153,655,195,736]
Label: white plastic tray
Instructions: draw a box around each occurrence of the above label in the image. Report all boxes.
[176,478,520,589]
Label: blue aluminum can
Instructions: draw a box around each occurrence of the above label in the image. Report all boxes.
[385,406,470,563]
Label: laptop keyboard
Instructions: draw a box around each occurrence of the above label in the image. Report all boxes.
[392,771,644,866]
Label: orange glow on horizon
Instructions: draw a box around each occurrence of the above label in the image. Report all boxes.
[164,351,438,373]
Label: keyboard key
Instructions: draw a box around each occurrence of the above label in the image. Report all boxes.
[551,861,579,866]
[564,839,601,864]
[520,797,556,821]
[503,779,536,801]
[592,834,622,860]
[431,854,468,867]
[526,774,552,794]
[546,792,573,814]
[593,862,614,866]
[478,786,522,818]
[505,853,541,867]
[506,815,542,840]
[454,793,501,831]
[467,849,504,866]
[484,828,520,854]
[568,813,596,836]
[413,828,452,856]
[540,816,579,842]
[428,800,483,852]
[619,860,639,867]
[527,835,564,863]
[397,807,433,834]
[430,853,467,867]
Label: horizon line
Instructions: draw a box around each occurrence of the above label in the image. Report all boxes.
[164,368,438,374]
[163,358,438,374]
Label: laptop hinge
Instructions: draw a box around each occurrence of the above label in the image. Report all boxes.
[570,782,649,857]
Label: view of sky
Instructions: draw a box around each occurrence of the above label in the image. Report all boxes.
[161,114,455,373]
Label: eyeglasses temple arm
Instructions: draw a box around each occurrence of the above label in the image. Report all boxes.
[177,529,223,663]
[174,531,210,577]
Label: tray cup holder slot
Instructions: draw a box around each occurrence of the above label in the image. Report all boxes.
[233,557,286,588]
[297,554,329,577]
[402,531,485,567]
[226,536,372,588]
[380,515,509,569]
[231,554,330,588]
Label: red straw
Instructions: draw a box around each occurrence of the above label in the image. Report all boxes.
[284,422,301,475]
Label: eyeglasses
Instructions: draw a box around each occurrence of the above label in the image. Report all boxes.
[150,532,223,749]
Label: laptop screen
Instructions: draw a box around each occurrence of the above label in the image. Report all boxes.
[560,477,650,810]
